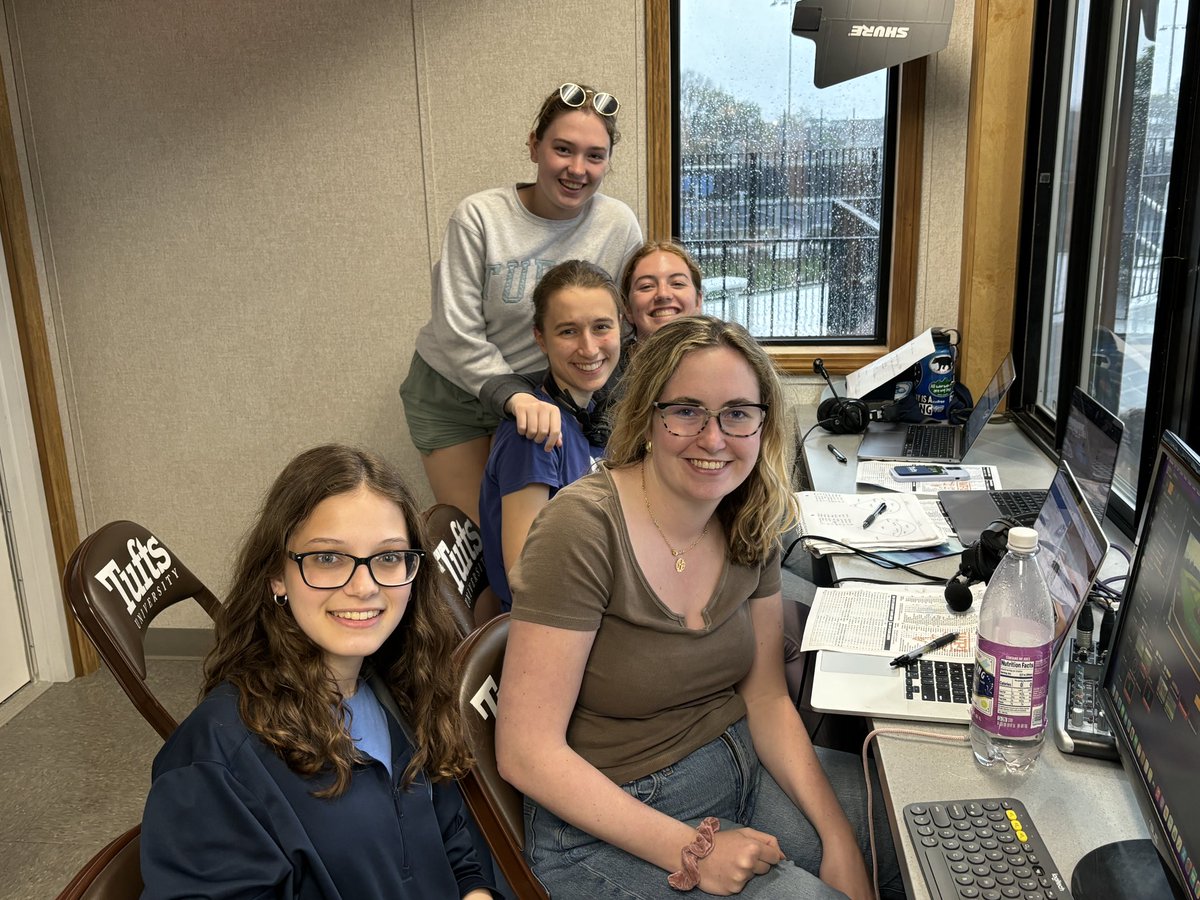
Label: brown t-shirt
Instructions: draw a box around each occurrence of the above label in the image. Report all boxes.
[509,467,782,786]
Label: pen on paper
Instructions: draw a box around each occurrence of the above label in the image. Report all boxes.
[890,631,960,668]
[827,444,848,464]
[861,501,887,529]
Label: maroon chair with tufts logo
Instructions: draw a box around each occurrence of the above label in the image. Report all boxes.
[62,521,220,740]
[453,613,548,899]
[422,504,501,636]
[54,823,142,900]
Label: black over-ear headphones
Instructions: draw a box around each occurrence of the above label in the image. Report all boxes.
[814,359,871,435]
[944,520,1013,612]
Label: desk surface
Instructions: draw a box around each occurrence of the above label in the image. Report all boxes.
[793,409,1149,900]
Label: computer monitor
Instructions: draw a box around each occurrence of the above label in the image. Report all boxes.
[1060,388,1124,524]
[1085,431,1200,900]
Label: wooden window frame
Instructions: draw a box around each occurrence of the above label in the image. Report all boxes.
[645,0,922,375]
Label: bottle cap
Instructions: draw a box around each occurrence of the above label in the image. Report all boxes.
[1007,526,1038,552]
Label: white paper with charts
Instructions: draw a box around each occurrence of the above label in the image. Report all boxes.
[795,491,948,555]
[799,585,982,660]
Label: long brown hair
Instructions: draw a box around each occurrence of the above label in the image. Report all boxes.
[605,316,798,564]
[203,444,469,796]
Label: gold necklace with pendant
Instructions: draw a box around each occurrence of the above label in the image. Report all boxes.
[641,465,709,573]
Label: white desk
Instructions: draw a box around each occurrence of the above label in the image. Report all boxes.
[792,410,1149,900]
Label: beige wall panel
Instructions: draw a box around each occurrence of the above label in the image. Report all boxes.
[412,0,646,251]
[916,0,974,334]
[9,1,427,625]
[7,0,645,636]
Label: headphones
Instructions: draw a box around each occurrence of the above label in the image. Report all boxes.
[542,374,611,446]
[813,359,872,434]
[944,520,1014,612]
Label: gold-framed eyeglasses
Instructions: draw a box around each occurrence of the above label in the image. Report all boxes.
[652,402,769,438]
[287,549,424,589]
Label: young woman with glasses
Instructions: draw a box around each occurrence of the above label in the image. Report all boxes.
[140,445,496,900]
[478,260,620,615]
[400,82,642,525]
[496,317,903,899]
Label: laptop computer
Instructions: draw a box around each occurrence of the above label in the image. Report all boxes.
[807,463,1109,723]
[856,354,1017,462]
[938,387,1124,543]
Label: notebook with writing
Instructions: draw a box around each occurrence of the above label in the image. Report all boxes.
[807,464,1108,723]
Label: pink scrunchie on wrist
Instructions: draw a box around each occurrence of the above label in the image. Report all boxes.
[667,816,721,891]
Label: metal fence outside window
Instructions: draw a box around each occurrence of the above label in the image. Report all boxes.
[679,148,885,340]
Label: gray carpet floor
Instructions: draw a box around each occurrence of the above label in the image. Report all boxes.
[0,659,202,900]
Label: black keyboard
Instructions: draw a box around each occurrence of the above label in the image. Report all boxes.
[903,425,957,459]
[990,490,1047,524]
[904,659,974,705]
[902,798,1071,899]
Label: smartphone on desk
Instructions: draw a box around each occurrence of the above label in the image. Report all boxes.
[891,464,968,482]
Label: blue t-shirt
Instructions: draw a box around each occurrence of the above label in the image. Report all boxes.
[480,386,605,610]
[345,681,392,776]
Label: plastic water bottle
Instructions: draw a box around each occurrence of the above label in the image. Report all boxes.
[969,526,1054,772]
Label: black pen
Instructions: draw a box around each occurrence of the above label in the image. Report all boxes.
[827,443,848,464]
[890,631,960,668]
[861,501,887,529]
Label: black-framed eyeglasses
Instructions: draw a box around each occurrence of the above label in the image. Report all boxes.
[652,402,769,438]
[559,82,619,117]
[287,550,425,589]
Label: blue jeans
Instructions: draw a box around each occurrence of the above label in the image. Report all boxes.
[524,718,906,899]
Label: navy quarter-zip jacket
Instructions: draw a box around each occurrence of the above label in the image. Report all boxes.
[141,680,496,899]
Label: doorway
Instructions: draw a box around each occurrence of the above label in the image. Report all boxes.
[0,454,32,700]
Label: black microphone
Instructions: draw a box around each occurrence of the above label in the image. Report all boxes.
[814,358,840,395]
[944,567,976,613]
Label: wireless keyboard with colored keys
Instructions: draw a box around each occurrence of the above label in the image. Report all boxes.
[902,798,1071,899]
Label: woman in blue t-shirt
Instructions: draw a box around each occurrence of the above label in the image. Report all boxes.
[479,260,621,611]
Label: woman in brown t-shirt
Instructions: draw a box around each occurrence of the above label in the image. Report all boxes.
[497,316,902,899]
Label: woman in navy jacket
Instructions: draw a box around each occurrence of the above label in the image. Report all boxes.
[141,445,497,900]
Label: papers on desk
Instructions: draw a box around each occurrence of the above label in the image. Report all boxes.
[800,584,981,659]
[855,461,1004,495]
[796,491,949,555]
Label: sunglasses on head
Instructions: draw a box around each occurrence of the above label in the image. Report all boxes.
[559,83,619,118]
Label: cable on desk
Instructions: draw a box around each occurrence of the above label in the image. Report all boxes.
[784,534,954,585]
[798,418,839,447]
[859,726,971,900]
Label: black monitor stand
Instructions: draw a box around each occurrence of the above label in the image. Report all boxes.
[1071,839,1183,900]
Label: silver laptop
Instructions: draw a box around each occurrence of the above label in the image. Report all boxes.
[856,354,1016,462]
[938,387,1124,543]
[808,463,1109,723]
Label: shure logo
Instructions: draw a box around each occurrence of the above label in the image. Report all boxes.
[849,25,910,38]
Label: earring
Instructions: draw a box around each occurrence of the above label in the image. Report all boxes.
[273,593,288,607]
[645,440,652,454]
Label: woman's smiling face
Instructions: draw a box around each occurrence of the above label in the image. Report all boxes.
[626,250,703,340]
[645,344,762,507]
[270,486,414,691]
[523,110,612,220]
